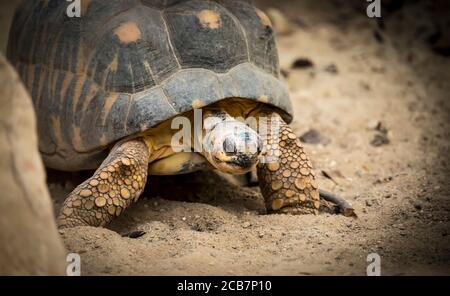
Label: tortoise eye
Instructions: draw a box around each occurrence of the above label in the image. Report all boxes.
[223,137,237,155]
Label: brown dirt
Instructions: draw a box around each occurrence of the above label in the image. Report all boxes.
[1,0,449,275]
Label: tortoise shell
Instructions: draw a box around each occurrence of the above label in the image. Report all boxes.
[7,0,292,171]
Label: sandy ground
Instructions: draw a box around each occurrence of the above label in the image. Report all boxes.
[1,0,449,275]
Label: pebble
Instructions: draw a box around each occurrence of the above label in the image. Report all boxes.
[242,222,251,228]
[371,133,390,147]
[367,120,381,130]
[291,58,314,69]
[324,64,338,74]
[299,129,330,145]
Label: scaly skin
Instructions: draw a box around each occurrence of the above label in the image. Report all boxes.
[57,138,149,228]
[257,112,326,214]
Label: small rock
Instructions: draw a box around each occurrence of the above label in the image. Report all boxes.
[375,122,388,134]
[370,133,390,147]
[384,194,392,198]
[280,68,289,78]
[190,223,203,232]
[367,119,381,130]
[182,217,187,221]
[324,64,338,74]
[367,121,388,134]
[291,58,314,69]
[365,199,373,207]
[258,232,265,238]
[373,176,394,184]
[360,81,371,91]
[413,203,423,210]
[242,222,251,228]
[299,129,330,145]
[122,230,146,239]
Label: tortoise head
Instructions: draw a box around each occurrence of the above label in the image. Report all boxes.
[203,118,263,174]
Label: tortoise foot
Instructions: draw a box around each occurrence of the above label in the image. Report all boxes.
[57,139,149,228]
[257,112,322,214]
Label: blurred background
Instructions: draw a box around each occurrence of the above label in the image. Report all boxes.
[1,0,449,275]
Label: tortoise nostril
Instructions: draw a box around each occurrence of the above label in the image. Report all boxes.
[223,137,237,155]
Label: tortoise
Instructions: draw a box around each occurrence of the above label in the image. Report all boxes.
[7,0,353,228]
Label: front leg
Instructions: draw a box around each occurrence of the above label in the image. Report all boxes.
[57,138,149,228]
[257,113,328,214]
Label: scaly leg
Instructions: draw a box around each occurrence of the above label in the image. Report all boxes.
[258,112,329,214]
[57,138,149,228]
